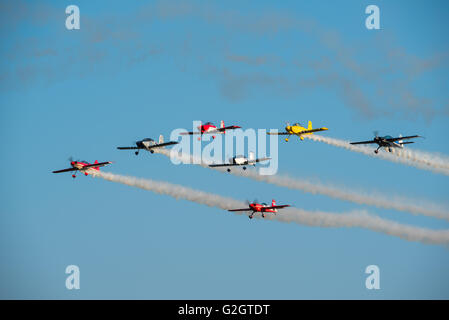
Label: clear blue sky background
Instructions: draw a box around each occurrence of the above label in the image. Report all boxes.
[1,0,448,299]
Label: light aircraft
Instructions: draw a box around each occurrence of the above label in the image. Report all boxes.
[228,199,290,219]
[267,121,328,142]
[209,152,271,172]
[180,121,241,139]
[350,132,421,154]
[52,159,112,178]
[117,135,178,155]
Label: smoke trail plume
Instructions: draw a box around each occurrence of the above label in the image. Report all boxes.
[153,149,449,221]
[95,171,244,210]
[94,171,449,245]
[305,135,449,176]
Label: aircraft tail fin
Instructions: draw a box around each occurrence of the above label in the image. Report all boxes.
[94,160,100,170]
[249,151,255,161]
[220,120,225,129]
[308,121,312,130]
[159,135,164,144]
[272,199,276,206]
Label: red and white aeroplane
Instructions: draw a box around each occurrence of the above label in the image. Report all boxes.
[180,120,241,139]
[52,159,112,178]
[228,199,290,219]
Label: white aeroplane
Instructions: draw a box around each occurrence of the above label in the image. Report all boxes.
[117,135,178,155]
[209,152,271,172]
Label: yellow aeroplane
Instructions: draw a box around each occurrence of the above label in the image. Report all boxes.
[267,121,328,142]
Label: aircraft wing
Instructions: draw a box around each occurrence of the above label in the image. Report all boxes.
[297,127,328,134]
[385,135,420,142]
[350,140,377,145]
[264,205,290,210]
[209,163,240,167]
[267,132,289,135]
[216,125,241,132]
[247,157,271,164]
[52,168,78,173]
[82,161,112,169]
[228,208,250,212]
[146,141,179,149]
[117,146,140,150]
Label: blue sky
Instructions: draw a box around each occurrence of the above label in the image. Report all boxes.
[1,0,449,299]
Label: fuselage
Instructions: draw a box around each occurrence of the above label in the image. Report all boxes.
[285,123,313,140]
[286,124,309,135]
[136,138,157,150]
[71,161,98,175]
[249,203,277,213]
[231,156,249,165]
[199,122,219,134]
[375,136,403,149]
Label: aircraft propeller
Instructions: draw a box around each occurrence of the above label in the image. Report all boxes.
[68,156,80,164]
[246,199,258,206]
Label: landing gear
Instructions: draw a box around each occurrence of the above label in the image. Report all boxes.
[262,213,265,218]
[374,147,380,154]
[285,138,289,142]
[388,148,392,152]
[249,215,253,219]
[242,166,246,170]
[227,168,231,172]
[150,150,154,154]
[72,174,76,178]
[135,151,139,155]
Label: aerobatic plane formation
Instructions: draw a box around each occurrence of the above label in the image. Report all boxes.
[52,120,422,220]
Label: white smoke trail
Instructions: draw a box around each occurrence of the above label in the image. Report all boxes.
[153,148,449,221]
[95,171,244,210]
[233,170,449,221]
[94,171,449,245]
[305,135,449,176]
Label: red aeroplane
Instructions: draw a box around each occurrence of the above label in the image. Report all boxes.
[180,120,241,139]
[52,159,112,178]
[228,199,290,219]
